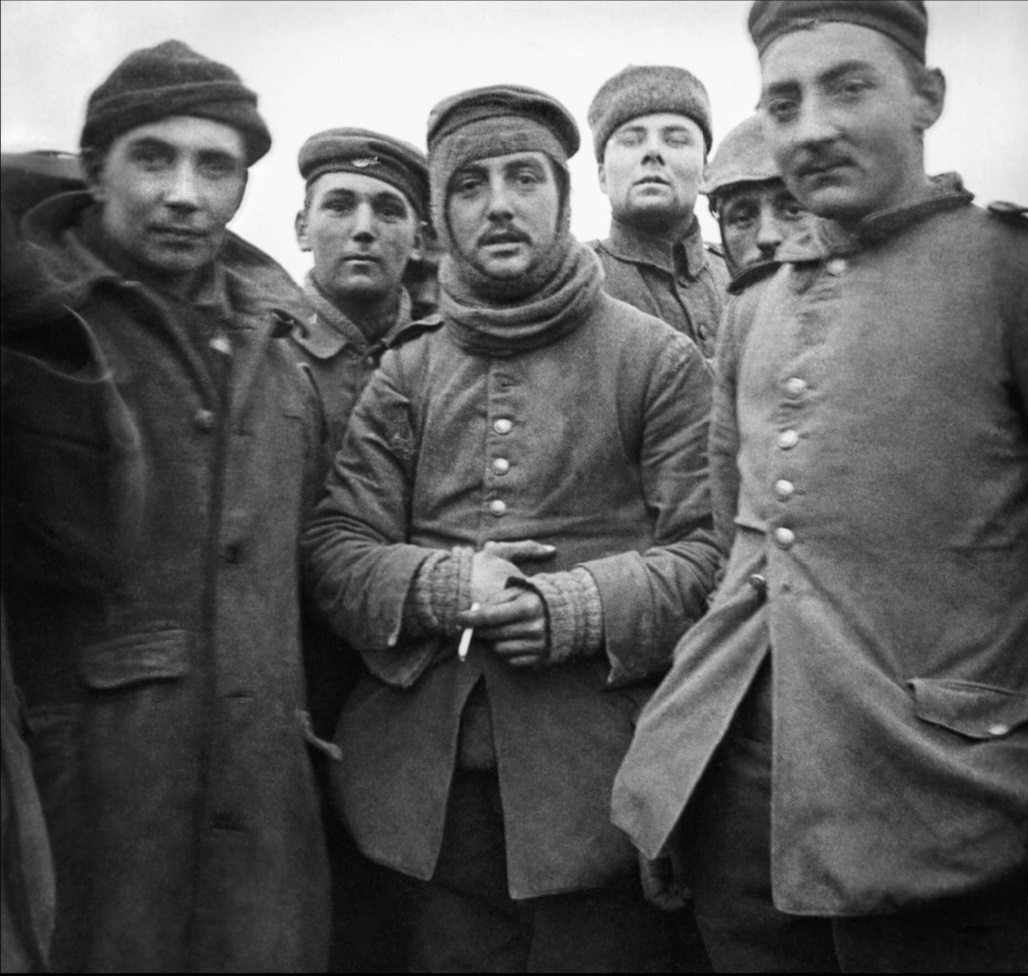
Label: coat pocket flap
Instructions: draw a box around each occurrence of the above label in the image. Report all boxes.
[79,630,190,691]
[909,678,1028,739]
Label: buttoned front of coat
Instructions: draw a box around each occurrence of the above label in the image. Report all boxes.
[7,193,329,972]
[592,217,729,359]
[613,177,1028,916]
[305,291,719,899]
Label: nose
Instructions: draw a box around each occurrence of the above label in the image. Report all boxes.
[485,177,515,222]
[164,162,202,211]
[351,201,377,239]
[641,130,665,163]
[755,201,784,257]
[791,94,837,148]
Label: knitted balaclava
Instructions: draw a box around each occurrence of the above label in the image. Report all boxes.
[427,84,580,302]
[80,40,271,171]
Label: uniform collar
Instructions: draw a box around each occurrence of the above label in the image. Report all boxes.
[605,214,709,279]
[20,191,308,330]
[293,270,413,360]
[776,173,975,264]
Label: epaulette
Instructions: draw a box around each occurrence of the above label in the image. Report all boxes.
[389,314,444,348]
[986,201,1027,228]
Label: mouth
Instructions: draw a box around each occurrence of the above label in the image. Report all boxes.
[150,225,208,243]
[479,231,529,248]
[634,175,670,188]
[794,159,850,181]
[343,253,380,264]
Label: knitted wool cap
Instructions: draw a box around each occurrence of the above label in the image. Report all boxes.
[80,40,272,165]
[704,114,780,201]
[749,0,929,63]
[299,128,429,217]
[587,65,712,161]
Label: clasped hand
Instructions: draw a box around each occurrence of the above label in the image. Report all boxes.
[458,540,554,668]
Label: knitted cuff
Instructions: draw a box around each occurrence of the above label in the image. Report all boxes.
[525,567,604,665]
[402,547,475,636]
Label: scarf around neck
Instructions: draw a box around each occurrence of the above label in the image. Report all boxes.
[440,240,604,357]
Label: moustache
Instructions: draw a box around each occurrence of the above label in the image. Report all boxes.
[792,151,852,179]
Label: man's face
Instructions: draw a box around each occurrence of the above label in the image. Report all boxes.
[296,172,422,308]
[760,22,940,226]
[93,115,247,276]
[599,112,705,232]
[717,179,813,273]
[446,151,560,280]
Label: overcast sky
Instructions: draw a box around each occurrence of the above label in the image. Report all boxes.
[3,0,1026,281]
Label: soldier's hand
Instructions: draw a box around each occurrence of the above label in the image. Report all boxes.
[457,587,548,667]
[470,541,556,604]
[639,850,691,913]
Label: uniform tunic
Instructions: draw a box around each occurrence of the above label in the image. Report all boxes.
[613,176,1028,916]
[304,289,719,899]
[593,216,729,359]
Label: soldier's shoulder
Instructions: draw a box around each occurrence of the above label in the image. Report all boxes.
[985,200,1028,230]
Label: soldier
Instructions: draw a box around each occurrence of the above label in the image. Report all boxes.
[704,113,814,289]
[587,65,729,358]
[292,128,430,453]
[304,84,720,972]
[6,40,329,972]
[614,1,1028,972]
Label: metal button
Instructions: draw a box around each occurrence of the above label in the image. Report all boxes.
[987,723,1010,737]
[773,527,795,549]
[777,429,799,449]
[492,458,510,475]
[826,257,847,276]
[784,376,807,398]
[774,479,795,500]
[194,408,216,433]
[748,574,767,595]
[493,418,513,435]
[489,499,507,517]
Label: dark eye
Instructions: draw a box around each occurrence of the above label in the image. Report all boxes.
[201,158,237,179]
[376,200,408,220]
[324,197,356,214]
[779,198,807,220]
[131,146,172,170]
[452,173,484,196]
[834,77,872,101]
[514,169,542,188]
[725,207,757,230]
[765,98,798,123]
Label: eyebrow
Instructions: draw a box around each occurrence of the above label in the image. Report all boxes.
[763,58,879,98]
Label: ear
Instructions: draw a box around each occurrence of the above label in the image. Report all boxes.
[295,209,310,252]
[409,220,426,263]
[913,67,946,133]
[82,148,107,202]
[597,161,609,197]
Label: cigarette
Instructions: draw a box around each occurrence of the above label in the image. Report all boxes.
[458,602,481,662]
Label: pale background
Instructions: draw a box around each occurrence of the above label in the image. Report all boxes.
[3,0,1027,281]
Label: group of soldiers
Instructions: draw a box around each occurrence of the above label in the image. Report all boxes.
[2,0,1025,973]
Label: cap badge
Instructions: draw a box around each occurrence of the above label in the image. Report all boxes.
[351,156,380,168]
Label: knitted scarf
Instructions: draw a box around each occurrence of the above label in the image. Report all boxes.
[440,240,604,358]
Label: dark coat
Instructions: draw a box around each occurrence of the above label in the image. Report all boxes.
[304,291,719,899]
[592,216,729,359]
[7,193,329,972]
[613,177,1028,915]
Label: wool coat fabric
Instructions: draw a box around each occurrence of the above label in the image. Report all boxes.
[613,176,1028,916]
[7,192,330,972]
[304,289,720,900]
[592,216,729,359]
